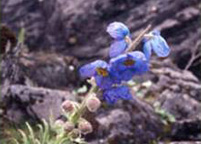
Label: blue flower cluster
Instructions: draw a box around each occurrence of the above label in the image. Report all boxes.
[79,22,170,104]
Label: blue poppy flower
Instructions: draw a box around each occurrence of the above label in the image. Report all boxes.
[107,22,130,40]
[79,60,115,90]
[109,51,149,81]
[107,22,131,58]
[103,85,132,104]
[143,30,170,60]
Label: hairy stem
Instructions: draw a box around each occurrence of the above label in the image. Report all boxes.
[71,82,98,123]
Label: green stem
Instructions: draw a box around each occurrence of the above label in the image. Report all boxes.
[71,84,99,124]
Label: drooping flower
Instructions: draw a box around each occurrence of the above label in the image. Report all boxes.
[107,22,130,40]
[109,51,149,81]
[103,85,132,104]
[143,30,170,60]
[107,22,131,58]
[79,60,115,90]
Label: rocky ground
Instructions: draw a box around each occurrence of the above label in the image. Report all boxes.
[1,0,201,143]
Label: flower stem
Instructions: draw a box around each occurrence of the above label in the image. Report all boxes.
[71,79,98,124]
[126,24,152,53]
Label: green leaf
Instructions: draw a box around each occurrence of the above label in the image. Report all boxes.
[77,85,88,94]
[55,137,70,144]
[26,122,35,143]
[10,138,20,144]
[18,129,30,144]
[37,124,44,142]
[18,28,25,44]
[42,119,50,144]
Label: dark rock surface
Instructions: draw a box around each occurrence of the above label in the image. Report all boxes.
[1,43,80,90]
[1,0,201,143]
[2,0,200,75]
[146,63,201,142]
[2,84,74,123]
[93,98,164,143]
[159,142,201,144]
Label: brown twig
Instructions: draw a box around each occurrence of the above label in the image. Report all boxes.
[184,41,201,70]
[126,24,152,53]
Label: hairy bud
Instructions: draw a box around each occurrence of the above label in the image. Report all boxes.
[61,100,74,113]
[86,95,101,112]
[68,129,80,139]
[78,119,93,135]
[54,119,65,127]
[64,121,75,133]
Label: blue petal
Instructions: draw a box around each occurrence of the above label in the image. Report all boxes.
[128,51,147,62]
[143,40,152,60]
[107,22,130,40]
[79,60,108,78]
[95,74,114,90]
[103,86,132,104]
[152,30,161,36]
[109,40,128,58]
[103,92,118,104]
[109,51,149,81]
[109,54,132,81]
[110,53,128,71]
[152,36,170,57]
[118,70,134,81]
[128,51,149,75]
[117,86,132,100]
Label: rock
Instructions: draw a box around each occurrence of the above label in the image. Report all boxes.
[1,0,201,142]
[2,84,75,123]
[170,118,201,141]
[2,0,200,71]
[91,97,164,144]
[149,67,201,120]
[160,91,201,120]
[1,43,80,89]
[146,66,201,141]
[151,67,201,102]
[19,51,80,89]
[159,141,201,144]
[0,25,17,54]
[96,109,132,141]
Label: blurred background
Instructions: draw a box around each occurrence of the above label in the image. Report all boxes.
[1,0,201,143]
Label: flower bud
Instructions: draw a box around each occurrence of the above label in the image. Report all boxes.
[61,100,74,113]
[64,121,75,133]
[54,119,65,127]
[86,96,101,112]
[68,129,80,139]
[78,119,93,135]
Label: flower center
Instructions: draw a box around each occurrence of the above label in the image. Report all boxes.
[124,59,135,66]
[96,68,108,77]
